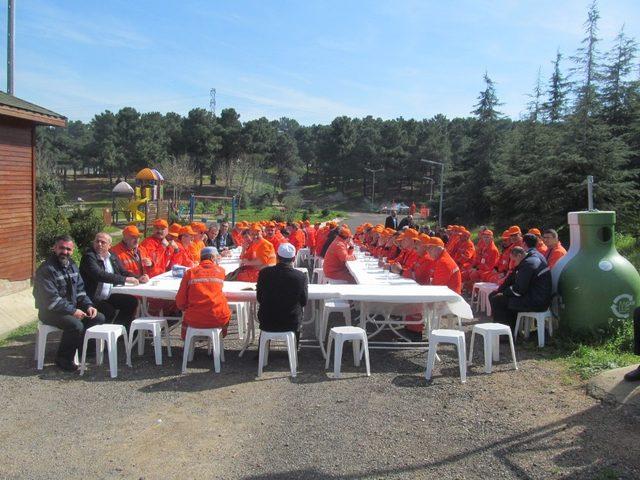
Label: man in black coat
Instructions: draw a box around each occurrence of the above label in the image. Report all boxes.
[398,214,416,230]
[79,232,142,329]
[33,235,106,371]
[256,243,308,344]
[213,221,235,251]
[489,234,552,332]
[384,210,399,230]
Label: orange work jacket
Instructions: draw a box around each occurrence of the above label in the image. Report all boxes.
[140,236,171,278]
[472,241,500,272]
[111,242,149,277]
[425,250,462,294]
[171,243,196,268]
[323,237,356,283]
[237,238,276,282]
[546,242,567,269]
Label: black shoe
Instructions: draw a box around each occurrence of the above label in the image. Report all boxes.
[624,366,640,382]
[55,358,79,372]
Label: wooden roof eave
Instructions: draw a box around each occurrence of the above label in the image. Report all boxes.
[0,104,67,127]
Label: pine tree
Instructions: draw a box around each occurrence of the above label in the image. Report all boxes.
[543,50,570,122]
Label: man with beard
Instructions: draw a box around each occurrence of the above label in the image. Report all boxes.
[33,235,105,371]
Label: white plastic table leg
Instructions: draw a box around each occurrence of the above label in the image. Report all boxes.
[492,334,500,363]
[424,340,438,380]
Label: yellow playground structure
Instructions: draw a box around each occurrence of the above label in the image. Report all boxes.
[110,168,167,229]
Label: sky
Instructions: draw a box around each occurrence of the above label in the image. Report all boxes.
[2,0,639,125]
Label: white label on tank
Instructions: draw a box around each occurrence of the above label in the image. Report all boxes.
[598,260,613,272]
[610,293,634,319]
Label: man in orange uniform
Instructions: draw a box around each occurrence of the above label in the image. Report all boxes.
[445,226,460,253]
[542,229,567,269]
[463,229,500,286]
[264,221,284,252]
[111,225,151,281]
[424,237,462,293]
[322,226,356,283]
[171,226,197,268]
[231,221,247,247]
[175,247,231,339]
[403,234,432,281]
[189,222,208,260]
[140,219,173,278]
[528,228,548,255]
[303,220,317,255]
[237,224,276,282]
[451,228,475,270]
[486,226,523,284]
[287,222,306,252]
[389,228,419,273]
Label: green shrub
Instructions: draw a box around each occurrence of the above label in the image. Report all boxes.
[321,208,330,217]
[271,213,285,223]
[68,208,104,252]
[36,192,70,260]
[306,205,316,214]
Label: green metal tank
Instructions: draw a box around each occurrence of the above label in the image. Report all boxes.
[554,211,640,338]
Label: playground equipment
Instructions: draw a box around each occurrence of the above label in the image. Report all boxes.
[555,210,640,338]
[189,194,237,226]
[111,180,134,224]
[135,168,168,231]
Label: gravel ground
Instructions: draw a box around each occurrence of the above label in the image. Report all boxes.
[1,213,638,480]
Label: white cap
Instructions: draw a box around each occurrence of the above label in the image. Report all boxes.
[277,242,296,259]
[201,246,219,259]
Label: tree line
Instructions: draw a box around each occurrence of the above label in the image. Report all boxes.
[37,2,640,233]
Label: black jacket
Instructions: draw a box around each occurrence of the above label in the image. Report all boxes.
[498,248,552,311]
[79,248,133,302]
[210,232,235,250]
[257,263,308,332]
[398,217,416,230]
[385,215,399,230]
[33,254,93,317]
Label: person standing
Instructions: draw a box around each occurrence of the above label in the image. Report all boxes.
[33,235,105,371]
[385,210,399,230]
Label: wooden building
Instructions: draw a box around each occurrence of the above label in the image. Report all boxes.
[0,92,66,285]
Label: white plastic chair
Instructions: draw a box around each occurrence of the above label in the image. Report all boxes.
[80,324,129,378]
[318,299,352,345]
[425,329,467,383]
[312,267,325,284]
[228,302,249,340]
[478,283,499,316]
[467,323,518,373]
[325,326,370,378]
[258,331,297,378]
[181,327,223,374]
[514,310,554,347]
[34,321,79,370]
[127,317,172,366]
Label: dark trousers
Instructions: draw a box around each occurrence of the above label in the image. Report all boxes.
[489,292,518,332]
[634,306,640,355]
[40,311,106,362]
[94,294,138,330]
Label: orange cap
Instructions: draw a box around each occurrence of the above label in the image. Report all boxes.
[528,228,541,236]
[426,237,445,247]
[418,234,431,244]
[250,223,262,232]
[190,222,207,233]
[122,225,141,238]
[179,226,196,236]
[266,221,276,228]
[167,223,182,238]
[480,229,494,236]
[507,225,522,235]
[404,228,419,239]
[338,226,352,238]
[153,219,168,229]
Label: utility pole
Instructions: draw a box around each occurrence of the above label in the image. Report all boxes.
[420,159,445,227]
[364,167,384,207]
[7,0,15,95]
[209,88,216,116]
[587,175,594,211]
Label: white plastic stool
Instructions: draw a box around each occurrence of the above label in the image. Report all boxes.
[127,317,172,365]
[228,302,248,340]
[258,331,297,378]
[514,310,554,347]
[80,324,129,378]
[467,323,518,373]
[34,321,79,370]
[471,282,492,311]
[319,299,352,344]
[325,326,370,378]
[425,329,467,383]
[182,327,223,374]
[313,256,324,269]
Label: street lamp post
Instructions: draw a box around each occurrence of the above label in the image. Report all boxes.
[364,167,384,208]
[420,159,445,227]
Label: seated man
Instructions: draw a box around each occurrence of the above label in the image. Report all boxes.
[489,240,552,332]
[542,228,567,269]
[237,223,277,282]
[171,226,198,268]
[80,232,142,330]
[33,235,105,371]
[110,225,152,281]
[257,243,308,345]
[323,225,357,283]
[205,221,220,247]
[175,247,231,339]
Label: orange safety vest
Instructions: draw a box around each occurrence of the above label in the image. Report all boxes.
[175,259,231,334]
[323,237,355,283]
[426,250,461,293]
[140,236,171,278]
[111,242,148,277]
[237,238,276,282]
